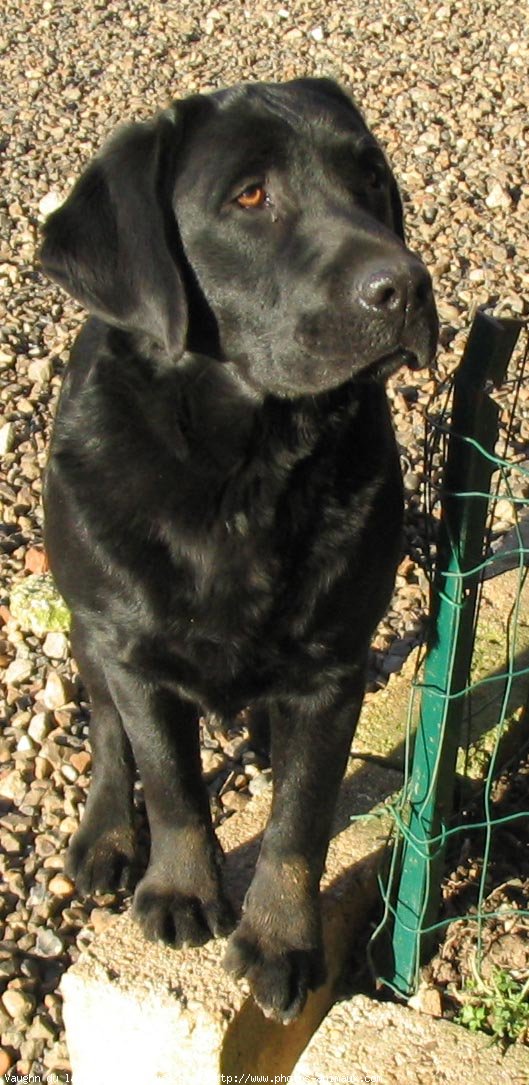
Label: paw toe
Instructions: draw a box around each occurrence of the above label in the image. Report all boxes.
[66,828,136,895]
[224,927,326,1023]
[133,881,234,948]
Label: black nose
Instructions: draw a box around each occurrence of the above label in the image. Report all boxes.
[358,260,432,315]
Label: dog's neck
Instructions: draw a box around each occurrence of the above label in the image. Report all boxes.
[82,331,383,495]
[168,349,368,468]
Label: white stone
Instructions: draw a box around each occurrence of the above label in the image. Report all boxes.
[28,712,53,743]
[36,928,64,957]
[62,763,79,783]
[43,632,70,660]
[0,422,15,455]
[38,190,63,218]
[485,182,511,209]
[5,658,33,686]
[28,357,53,384]
[2,988,35,1021]
[494,498,514,524]
[42,670,73,709]
[0,769,27,803]
[16,734,35,753]
[0,348,15,370]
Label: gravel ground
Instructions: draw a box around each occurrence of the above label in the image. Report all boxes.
[1,0,529,1077]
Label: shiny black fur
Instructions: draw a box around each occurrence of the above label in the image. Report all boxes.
[40,78,437,1022]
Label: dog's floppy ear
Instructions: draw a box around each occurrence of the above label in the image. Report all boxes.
[40,107,187,359]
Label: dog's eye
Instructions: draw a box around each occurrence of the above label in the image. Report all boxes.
[357,147,387,192]
[236,184,269,209]
[366,168,383,190]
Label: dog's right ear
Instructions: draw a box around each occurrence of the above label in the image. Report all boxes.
[40,107,188,360]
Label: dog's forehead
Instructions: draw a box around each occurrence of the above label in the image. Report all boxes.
[176,83,370,196]
[212,82,367,144]
[214,81,363,125]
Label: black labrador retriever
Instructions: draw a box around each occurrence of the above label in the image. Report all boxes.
[40,78,437,1022]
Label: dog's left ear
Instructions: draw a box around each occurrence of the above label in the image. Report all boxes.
[40,107,187,359]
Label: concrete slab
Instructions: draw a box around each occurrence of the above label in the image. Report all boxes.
[289,993,529,1085]
[62,758,401,1085]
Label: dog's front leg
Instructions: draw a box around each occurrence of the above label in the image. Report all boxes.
[224,666,366,1022]
[104,664,234,947]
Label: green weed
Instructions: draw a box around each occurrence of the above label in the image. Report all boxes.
[456,965,529,1044]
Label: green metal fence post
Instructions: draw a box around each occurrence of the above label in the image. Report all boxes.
[387,312,524,997]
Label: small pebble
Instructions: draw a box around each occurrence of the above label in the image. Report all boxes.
[221,789,249,812]
[28,1012,58,1041]
[17,734,35,753]
[59,816,79,835]
[35,929,64,958]
[248,771,273,797]
[35,756,54,780]
[38,190,64,218]
[494,497,514,524]
[0,957,18,981]
[201,749,226,779]
[1,988,35,1022]
[485,182,511,209]
[0,768,27,803]
[0,1049,12,1076]
[48,874,75,898]
[4,658,33,686]
[42,632,70,660]
[0,422,15,454]
[35,835,58,857]
[220,735,249,759]
[28,711,53,743]
[27,357,54,384]
[24,546,50,574]
[42,671,75,709]
[69,750,91,775]
[90,908,116,934]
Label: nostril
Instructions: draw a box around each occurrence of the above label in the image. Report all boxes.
[377,284,399,308]
[362,272,405,312]
[359,262,432,314]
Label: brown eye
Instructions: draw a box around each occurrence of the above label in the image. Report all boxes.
[236,184,268,209]
[367,168,384,190]
[357,145,387,192]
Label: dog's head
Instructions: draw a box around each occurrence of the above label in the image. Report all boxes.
[40,78,438,397]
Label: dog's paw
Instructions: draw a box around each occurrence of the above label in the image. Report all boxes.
[224,919,326,1023]
[65,825,137,895]
[133,876,235,948]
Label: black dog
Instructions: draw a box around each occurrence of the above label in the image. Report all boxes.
[40,78,437,1022]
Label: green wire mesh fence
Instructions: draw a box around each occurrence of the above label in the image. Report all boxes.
[368,312,529,1009]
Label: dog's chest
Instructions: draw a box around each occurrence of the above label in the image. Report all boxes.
[55,368,402,708]
[150,403,400,697]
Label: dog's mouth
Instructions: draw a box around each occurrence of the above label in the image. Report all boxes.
[266,344,428,400]
[361,346,421,382]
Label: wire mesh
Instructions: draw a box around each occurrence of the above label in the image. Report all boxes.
[368,316,529,1013]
